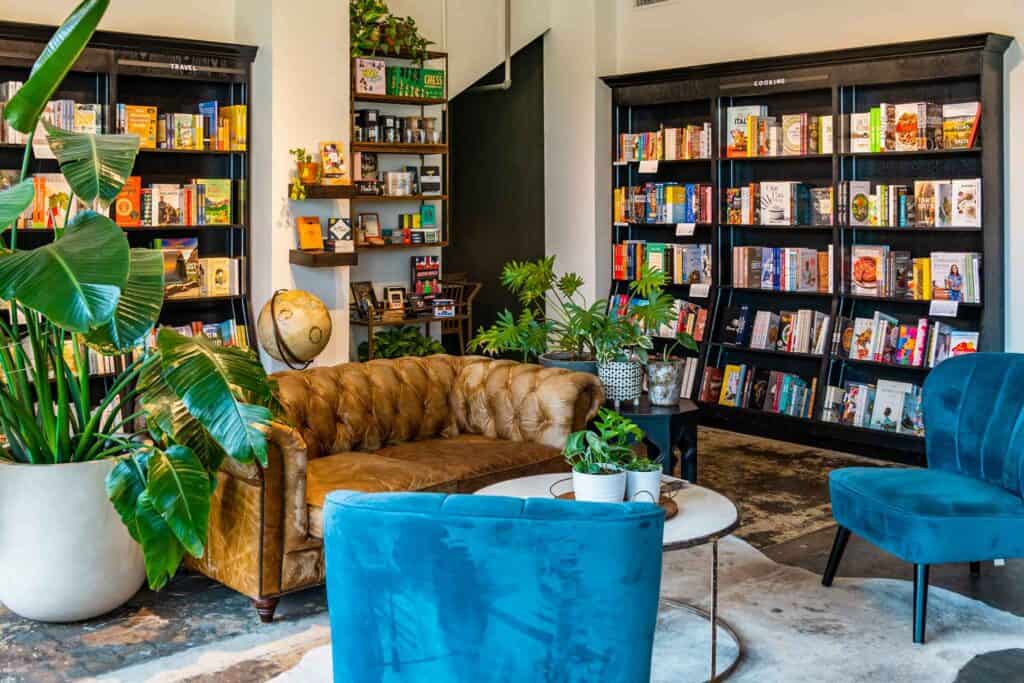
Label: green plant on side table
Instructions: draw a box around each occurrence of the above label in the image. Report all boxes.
[0,0,277,623]
[358,325,444,361]
[563,408,644,503]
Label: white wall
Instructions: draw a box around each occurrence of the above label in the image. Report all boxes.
[0,0,238,42]
[603,0,1024,349]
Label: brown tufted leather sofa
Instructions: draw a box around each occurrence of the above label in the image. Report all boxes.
[186,354,604,621]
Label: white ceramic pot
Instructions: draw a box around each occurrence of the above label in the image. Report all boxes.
[626,468,663,503]
[572,468,627,503]
[0,458,145,622]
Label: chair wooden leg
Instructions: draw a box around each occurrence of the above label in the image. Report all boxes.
[970,561,981,577]
[253,597,280,623]
[822,526,851,587]
[913,564,929,644]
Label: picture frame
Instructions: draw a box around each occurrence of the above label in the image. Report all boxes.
[383,286,406,311]
[350,281,378,320]
[358,212,383,245]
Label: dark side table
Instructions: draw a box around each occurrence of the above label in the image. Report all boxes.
[610,396,700,482]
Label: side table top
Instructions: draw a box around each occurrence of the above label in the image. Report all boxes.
[475,473,738,551]
[608,395,700,418]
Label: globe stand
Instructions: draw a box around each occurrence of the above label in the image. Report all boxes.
[269,289,313,370]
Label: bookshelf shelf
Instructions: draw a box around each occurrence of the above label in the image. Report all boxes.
[354,93,447,106]
[357,241,449,251]
[353,194,448,202]
[614,158,711,165]
[138,148,243,156]
[604,33,1008,460]
[351,142,448,155]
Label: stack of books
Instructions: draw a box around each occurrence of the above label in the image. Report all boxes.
[849,247,981,302]
[153,237,243,300]
[115,101,247,151]
[111,176,232,227]
[731,245,833,293]
[612,241,711,284]
[822,380,924,436]
[700,364,817,418]
[617,124,712,161]
[845,101,979,153]
[721,305,830,355]
[161,319,250,350]
[832,314,978,367]
[725,106,833,157]
[614,182,713,224]
[839,178,981,227]
[724,181,818,225]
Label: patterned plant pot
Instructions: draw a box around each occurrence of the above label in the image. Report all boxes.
[647,360,684,406]
[597,361,643,406]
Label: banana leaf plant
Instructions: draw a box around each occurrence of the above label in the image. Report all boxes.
[0,0,276,591]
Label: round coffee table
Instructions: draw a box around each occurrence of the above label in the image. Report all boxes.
[476,473,741,681]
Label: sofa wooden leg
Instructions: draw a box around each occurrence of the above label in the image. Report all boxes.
[970,561,981,577]
[253,597,280,623]
[822,526,851,587]
[913,564,929,644]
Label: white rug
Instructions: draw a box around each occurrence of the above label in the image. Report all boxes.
[272,536,1024,682]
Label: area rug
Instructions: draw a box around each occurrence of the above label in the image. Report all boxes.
[270,536,1024,683]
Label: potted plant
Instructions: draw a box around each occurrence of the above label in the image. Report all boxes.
[0,0,276,622]
[357,324,445,361]
[647,332,700,406]
[624,456,663,503]
[290,147,319,185]
[562,408,643,503]
[350,0,434,64]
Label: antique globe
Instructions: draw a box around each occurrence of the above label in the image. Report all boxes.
[257,290,332,367]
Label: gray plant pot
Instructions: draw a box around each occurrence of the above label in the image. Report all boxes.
[597,361,643,406]
[539,352,598,376]
[647,360,684,406]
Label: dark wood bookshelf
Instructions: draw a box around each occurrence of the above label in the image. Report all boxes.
[603,33,1009,461]
[714,342,823,360]
[0,21,259,352]
[354,93,447,106]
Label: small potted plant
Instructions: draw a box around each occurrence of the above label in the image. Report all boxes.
[290,147,319,184]
[625,456,663,503]
[562,409,643,503]
[647,331,699,406]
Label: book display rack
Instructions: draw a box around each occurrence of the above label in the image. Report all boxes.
[603,34,1009,461]
[0,22,258,386]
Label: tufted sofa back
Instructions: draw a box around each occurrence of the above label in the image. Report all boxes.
[273,355,604,460]
[924,353,1024,497]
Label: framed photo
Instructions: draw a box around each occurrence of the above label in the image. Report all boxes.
[383,286,406,311]
[358,212,383,245]
[350,281,378,319]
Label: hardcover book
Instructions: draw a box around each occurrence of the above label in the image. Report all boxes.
[849,113,871,153]
[950,178,981,227]
[113,175,141,227]
[942,101,980,149]
[320,141,349,185]
[354,58,387,95]
[195,178,231,224]
[296,216,324,250]
[155,237,201,300]
[847,180,871,227]
[725,106,766,158]
[781,114,803,156]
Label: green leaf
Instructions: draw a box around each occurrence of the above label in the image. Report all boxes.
[0,180,35,231]
[44,122,141,205]
[105,452,149,543]
[146,445,210,557]
[3,0,110,134]
[157,328,272,466]
[0,210,128,332]
[134,490,185,591]
[83,248,163,353]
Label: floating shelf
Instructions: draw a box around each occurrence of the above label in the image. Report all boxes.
[351,142,447,155]
[289,249,358,267]
[357,241,448,251]
[353,194,447,202]
[353,93,447,106]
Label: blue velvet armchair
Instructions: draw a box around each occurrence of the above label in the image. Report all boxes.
[824,353,1024,643]
[323,490,665,682]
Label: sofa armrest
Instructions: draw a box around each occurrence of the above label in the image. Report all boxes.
[451,359,605,450]
[262,420,318,552]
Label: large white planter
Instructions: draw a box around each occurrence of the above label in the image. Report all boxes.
[0,458,145,622]
[572,468,627,503]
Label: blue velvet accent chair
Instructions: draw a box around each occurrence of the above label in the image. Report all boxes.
[823,353,1024,643]
[323,490,665,683]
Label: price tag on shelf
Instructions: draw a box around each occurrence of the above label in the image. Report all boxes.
[689,283,710,299]
[675,222,696,236]
[638,160,659,174]
[928,300,959,318]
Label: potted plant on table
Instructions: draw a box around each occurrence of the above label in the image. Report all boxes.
[0,0,276,622]
[647,331,700,406]
[563,408,644,503]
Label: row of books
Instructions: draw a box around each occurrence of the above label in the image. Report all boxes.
[722,306,830,355]
[609,295,710,342]
[115,177,233,227]
[162,318,250,350]
[724,182,832,226]
[839,179,981,228]
[612,241,711,284]
[833,314,978,367]
[822,380,924,436]
[849,247,981,302]
[617,125,712,162]
[114,102,247,151]
[725,107,833,158]
[155,237,244,300]
[613,183,714,224]
[700,364,817,418]
[731,246,834,293]
[847,101,979,153]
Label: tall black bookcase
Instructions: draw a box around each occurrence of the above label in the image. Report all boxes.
[0,21,257,382]
[603,34,1010,463]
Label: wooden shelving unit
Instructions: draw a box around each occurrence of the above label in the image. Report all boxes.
[603,34,1010,462]
[289,250,359,267]
[0,21,258,360]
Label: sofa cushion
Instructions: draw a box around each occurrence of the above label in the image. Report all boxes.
[829,467,1024,565]
[305,435,569,537]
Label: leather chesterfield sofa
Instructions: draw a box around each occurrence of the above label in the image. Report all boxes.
[186,354,605,621]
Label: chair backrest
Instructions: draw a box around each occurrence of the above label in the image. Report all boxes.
[323,490,665,683]
[924,352,1024,497]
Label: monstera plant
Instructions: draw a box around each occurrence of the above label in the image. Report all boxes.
[0,0,275,622]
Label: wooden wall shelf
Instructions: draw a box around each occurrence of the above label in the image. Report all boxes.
[289,250,358,267]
